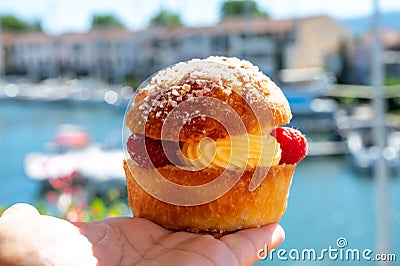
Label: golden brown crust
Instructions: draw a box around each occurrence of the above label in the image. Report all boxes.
[124,160,295,232]
[125,57,292,142]
[123,57,295,232]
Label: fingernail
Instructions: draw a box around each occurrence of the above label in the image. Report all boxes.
[271,224,285,247]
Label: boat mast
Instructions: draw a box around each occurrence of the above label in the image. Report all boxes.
[371,0,390,262]
[0,16,3,77]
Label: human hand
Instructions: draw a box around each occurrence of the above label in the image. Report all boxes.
[0,203,284,266]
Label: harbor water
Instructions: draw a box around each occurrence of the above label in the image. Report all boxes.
[0,98,399,265]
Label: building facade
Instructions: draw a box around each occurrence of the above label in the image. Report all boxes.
[1,16,351,82]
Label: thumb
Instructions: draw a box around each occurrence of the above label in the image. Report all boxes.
[1,203,40,218]
[220,223,285,265]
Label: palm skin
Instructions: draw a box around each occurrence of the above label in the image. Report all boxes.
[0,203,284,266]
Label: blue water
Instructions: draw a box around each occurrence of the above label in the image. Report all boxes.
[0,99,125,206]
[0,99,399,265]
[264,156,400,265]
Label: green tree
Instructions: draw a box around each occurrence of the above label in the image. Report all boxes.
[149,10,181,27]
[91,14,124,29]
[30,19,43,31]
[220,0,269,20]
[0,15,42,32]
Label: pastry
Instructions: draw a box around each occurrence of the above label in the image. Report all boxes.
[123,56,307,232]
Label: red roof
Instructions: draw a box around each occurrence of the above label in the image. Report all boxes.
[53,131,90,147]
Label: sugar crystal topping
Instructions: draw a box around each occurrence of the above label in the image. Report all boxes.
[136,56,274,124]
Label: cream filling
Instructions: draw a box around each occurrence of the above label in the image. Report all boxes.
[181,130,281,170]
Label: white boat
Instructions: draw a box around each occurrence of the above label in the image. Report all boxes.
[280,67,338,133]
[24,125,125,183]
[345,128,400,175]
[279,68,347,156]
[337,105,400,175]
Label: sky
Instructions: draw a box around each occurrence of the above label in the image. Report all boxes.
[1,0,400,35]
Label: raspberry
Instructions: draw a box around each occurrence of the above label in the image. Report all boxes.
[127,134,172,168]
[270,127,307,165]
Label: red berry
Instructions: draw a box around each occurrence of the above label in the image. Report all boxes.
[270,127,307,164]
[127,134,171,168]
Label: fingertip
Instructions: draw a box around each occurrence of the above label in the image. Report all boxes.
[269,223,285,248]
[252,223,285,249]
[218,223,286,265]
[1,203,40,218]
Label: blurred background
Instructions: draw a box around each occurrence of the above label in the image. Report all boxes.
[0,0,399,265]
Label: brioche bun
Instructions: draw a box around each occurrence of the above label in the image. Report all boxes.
[123,56,296,232]
[125,56,291,142]
[124,160,295,232]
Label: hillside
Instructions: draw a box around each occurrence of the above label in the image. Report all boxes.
[340,11,400,36]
